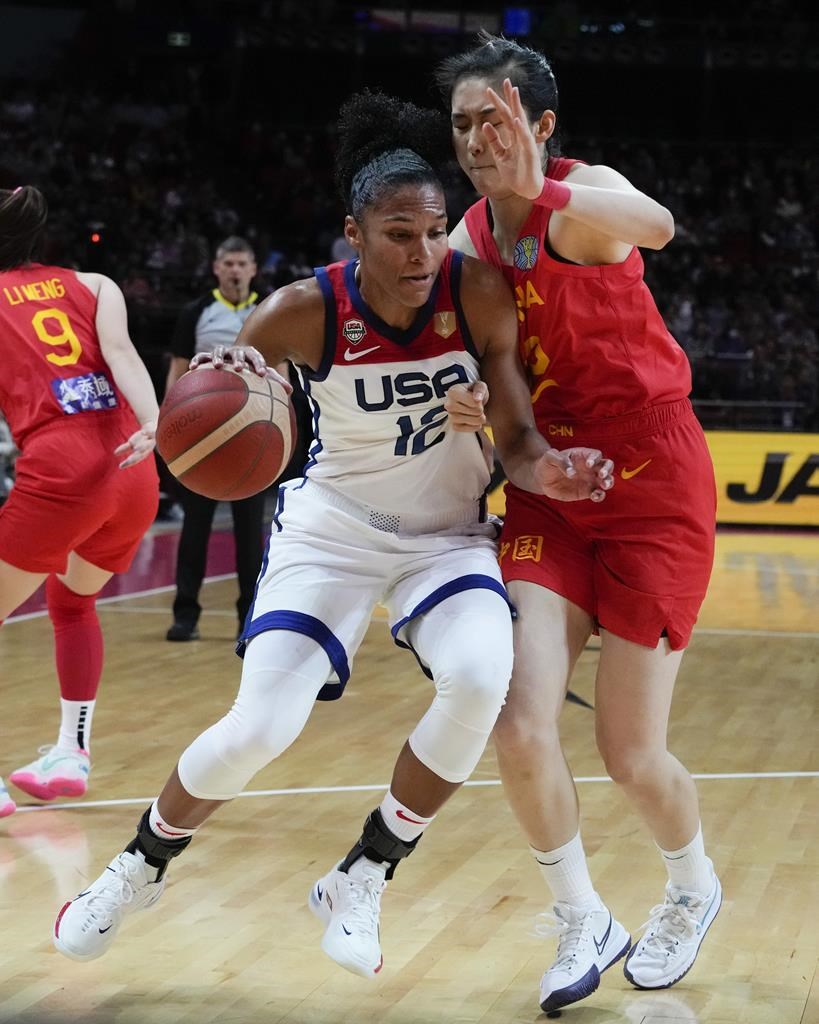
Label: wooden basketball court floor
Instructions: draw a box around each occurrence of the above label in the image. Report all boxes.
[1,525,817,1024]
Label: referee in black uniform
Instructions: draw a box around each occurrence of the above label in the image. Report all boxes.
[165,236,266,641]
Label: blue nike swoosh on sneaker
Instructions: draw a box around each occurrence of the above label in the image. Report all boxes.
[98,926,112,933]
[74,890,92,899]
[316,884,323,901]
[690,882,720,929]
[594,913,613,956]
[342,925,352,936]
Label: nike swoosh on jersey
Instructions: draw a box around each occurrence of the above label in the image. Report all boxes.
[620,459,652,480]
[343,345,381,362]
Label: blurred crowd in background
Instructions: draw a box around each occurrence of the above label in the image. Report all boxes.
[1,0,817,441]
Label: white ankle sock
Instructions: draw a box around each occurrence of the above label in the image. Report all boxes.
[148,799,198,841]
[378,790,435,843]
[531,831,598,908]
[658,824,714,895]
[57,699,95,753]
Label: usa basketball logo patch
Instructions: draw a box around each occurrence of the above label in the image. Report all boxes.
[343,319,366,344]
[514,235,539,271]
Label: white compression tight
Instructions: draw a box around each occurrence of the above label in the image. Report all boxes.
[404,589,513,783]
[177,589,513,800]
[178,630,328,800]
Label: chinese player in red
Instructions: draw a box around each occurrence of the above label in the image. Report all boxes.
[437,34,720,1011]
[0,186,159,815]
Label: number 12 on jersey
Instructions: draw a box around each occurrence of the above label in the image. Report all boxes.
[394,405,447,456]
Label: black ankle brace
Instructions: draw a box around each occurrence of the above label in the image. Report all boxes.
[339,808,420,880]
[125,808,192,872]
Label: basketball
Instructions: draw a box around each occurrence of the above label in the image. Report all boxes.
[156,366,297,500]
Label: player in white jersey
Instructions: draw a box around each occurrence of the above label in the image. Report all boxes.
[53,91,614,975]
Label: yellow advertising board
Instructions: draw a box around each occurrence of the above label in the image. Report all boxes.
[705,431,819,527]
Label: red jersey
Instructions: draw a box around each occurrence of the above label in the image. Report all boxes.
[0,263,136,445]
[463,156,692,426]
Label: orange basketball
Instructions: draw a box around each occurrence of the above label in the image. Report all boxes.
[156,366,297,500]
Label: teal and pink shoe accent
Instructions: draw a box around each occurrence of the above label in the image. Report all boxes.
[0,778,15,817]
[9,747,90,801]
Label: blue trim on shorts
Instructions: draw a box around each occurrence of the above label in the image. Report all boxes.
[390,573,514,678]
[236,610,350,702]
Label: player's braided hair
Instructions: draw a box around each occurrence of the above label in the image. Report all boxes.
[335,90,452,219]
[0,185,48,271]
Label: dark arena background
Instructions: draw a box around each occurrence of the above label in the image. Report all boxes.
[0,3,817,1024]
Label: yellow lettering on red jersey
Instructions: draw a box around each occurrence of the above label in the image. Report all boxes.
[42,278,65,299]
[524,280,544,309]
[514,282,546,323]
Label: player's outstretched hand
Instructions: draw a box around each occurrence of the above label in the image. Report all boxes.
[535,447,615,502]
[115,422,157,469]
[444,381,489,431]
[190,346,293,394]
[481,78,546,202]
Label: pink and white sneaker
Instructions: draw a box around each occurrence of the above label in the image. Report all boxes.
[0,777,16,817]
[9,746,90,801]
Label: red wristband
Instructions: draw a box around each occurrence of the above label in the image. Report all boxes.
[533,177,571,210]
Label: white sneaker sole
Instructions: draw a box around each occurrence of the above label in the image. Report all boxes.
[540,920,631,1012]
[623,877,722,989]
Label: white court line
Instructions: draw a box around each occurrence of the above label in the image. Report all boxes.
[9,770,818,814]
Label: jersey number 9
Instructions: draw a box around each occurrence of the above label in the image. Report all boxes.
[32,308,83,366]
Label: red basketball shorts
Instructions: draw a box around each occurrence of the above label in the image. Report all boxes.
[0,421,159,575]
[499,399,716,650]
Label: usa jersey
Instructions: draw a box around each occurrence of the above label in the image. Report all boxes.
[463,157,692,427]
[296,251,490,523]
[0,264,135,445]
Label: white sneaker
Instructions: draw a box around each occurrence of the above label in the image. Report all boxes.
[308,859,387,978]
[536,895,631,1012]
[0,776,15,818]
[53,851,166,961]
[624,868,722,989]
[10,745,90,801]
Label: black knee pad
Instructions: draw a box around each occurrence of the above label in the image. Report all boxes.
[340,808,420,880]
